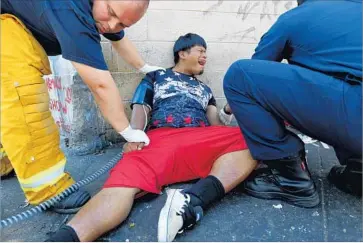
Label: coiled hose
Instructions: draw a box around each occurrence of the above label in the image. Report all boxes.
[0,152,123,229]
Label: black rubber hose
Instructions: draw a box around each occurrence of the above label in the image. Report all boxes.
[0,152,123,229]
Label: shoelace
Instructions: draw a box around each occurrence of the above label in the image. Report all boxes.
[176,193,202,233]
[254,168,279,184]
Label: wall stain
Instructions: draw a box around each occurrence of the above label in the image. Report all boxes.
[203,0,224,15]
[261,2,272,20]
[237,1,260,21]
[232,27,257,41]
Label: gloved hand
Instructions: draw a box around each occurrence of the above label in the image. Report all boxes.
[119,125,150,145]
[139,63,165,74]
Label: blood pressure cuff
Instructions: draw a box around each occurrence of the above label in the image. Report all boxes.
[131,73,155,110]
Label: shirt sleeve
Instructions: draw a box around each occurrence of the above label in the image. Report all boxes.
[103,30,125,42]
[252,15,290,62]
[46,9,109,70]
[208,95,217,107]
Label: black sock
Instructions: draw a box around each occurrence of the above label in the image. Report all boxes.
[183,175,225,210]
[45,225,80,242]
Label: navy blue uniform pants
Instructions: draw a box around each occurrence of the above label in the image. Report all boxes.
[223,59,362,163]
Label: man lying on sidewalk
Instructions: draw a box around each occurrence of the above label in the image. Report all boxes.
[46,33,256,242]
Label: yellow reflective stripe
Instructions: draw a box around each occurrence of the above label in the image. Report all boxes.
[21,174,65,192]
[18,158,66,189]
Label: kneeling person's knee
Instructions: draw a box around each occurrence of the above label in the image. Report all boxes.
[223,59,253,95]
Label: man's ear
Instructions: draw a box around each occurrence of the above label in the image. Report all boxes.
[178,50,187,61]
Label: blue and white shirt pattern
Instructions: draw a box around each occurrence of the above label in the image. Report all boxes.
[147,68,216,129]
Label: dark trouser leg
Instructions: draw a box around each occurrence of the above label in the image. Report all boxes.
[223,59,362,205]
[334,147,361,166]
[223,59,362,159]
[329,148,362,196]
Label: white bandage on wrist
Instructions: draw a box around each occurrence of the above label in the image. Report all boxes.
[119,125,132,137]
[218,108,234,125]
[119,125,150,145]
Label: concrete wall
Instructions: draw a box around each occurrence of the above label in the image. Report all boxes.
[58,1,297,154]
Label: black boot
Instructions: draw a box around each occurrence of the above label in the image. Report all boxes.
[328,158,362,196]
[244,151,320,208]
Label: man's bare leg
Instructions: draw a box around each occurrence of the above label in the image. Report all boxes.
[47,187,140,242]
[210,150,257,192]
[158,150,257,242]
[182,149,257,209]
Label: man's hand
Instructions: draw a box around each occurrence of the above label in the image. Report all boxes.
[139,64,165,74]
[224,103,232,115]
[123,142,145,153]
[119,125,150,145]
[219,103,234,125]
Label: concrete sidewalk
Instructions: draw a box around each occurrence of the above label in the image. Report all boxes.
[1,141,362,242]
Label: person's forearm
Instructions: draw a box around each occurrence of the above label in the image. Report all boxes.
[207,106,224,126]
[209,112,224,126]
[112,36,145,70]
[91,81,130,132]
[130,105,150,130]
[71,61,130,132]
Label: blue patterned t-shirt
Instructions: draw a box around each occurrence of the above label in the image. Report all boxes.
[132,68,216,129]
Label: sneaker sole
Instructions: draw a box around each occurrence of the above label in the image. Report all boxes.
[245,189,320,208]
[158,189,178,242]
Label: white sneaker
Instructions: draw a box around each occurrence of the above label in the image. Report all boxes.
[158,189,203,242]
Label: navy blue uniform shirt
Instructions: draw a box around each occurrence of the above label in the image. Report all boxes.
[253,0,362,80]
[1,0,125,70]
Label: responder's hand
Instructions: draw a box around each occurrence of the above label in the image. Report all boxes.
[123,142,145,153]
[139,63,165,74]
[119,125,150,145]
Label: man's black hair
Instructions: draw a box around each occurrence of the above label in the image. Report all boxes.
[173,33,207,64]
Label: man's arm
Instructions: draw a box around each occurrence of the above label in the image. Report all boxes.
[207,104,233,126]
[123,104,151,152]
[112,36,164,73]
[252,17,289,62]
[72,61,129,131]
[207,105,224,126]
[72,61,150,145]
[123,75,155,152]
[130,104,151,131]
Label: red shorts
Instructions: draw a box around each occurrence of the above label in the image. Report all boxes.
[103,126,248,194]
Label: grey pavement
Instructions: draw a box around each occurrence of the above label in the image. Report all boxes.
[0,139,362,242]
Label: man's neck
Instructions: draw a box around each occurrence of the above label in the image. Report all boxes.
[172,65,193,76]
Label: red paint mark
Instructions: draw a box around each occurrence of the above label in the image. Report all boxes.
[55,119,71,132]
[45,76,62,90]
[62,103,68,114]
[65,87,72,104]
[49,99,68,114]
